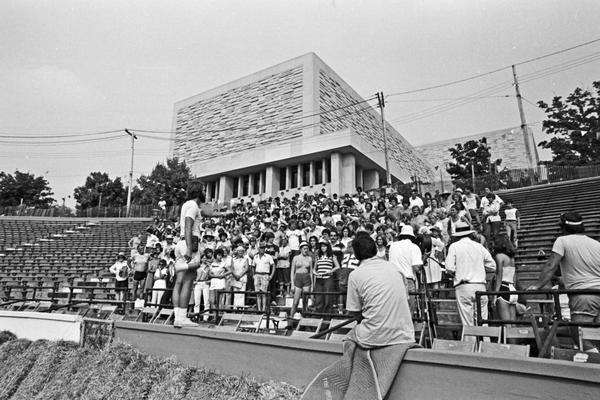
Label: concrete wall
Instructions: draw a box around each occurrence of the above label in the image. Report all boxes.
[0,310,81,341]
[115,321,600,397]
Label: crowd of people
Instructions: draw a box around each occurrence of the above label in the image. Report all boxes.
[108,182,524,327]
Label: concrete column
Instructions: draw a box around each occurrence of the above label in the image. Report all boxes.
[237,177,243,198]
[356,166,364,190]
[206,181,212,201]
[341,153,356,195]
[363,170,380,191]
[309,161,315,186]
[330,152,342,196]
[322,158,329,183]
[258,170,264,194]
[297,163,302,188]
[218,175,234,204]
[248,173,255,196]
[287,165,292,188]
[265,166,280,198]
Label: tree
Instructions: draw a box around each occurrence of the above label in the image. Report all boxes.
[446,137,502,180]
[73,172,126,209]
[132,157,193,206]
[537,81,600,166]
[0,170,55,207]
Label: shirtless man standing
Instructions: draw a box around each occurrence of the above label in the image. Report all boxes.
[290,241,314,318]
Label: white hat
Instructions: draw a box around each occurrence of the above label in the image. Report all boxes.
[452,222,475,237]
[455,188,464,193]
[399,225,415,237]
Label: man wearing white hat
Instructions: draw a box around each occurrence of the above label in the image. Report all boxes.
[445,222,496,330]
[388,225,423,316]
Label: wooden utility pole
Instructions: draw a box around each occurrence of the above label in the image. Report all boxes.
[377,92,392,186]
[125,129,137,217]
[512,65,535,181]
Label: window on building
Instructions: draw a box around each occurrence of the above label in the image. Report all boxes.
[325,158,331,183]
[302,163,310,187]
[209,181,217,201]
[253,172,261,194]
[232,177,239,198]
[290,166,298,188]
[242,175,249,197]
[315,161,323,185]
[279,167,287,190]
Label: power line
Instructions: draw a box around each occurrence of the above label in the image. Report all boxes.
[0,129,122,139]
[387,37,600,96]
[0,134,125,146]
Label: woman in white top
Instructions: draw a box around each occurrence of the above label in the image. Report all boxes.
[209,248,231,309]
[493,236,518,330]
[230,245,249,307]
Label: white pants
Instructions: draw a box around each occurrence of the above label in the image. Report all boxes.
[194,281,210,315]
[232,281,247,307]
[455,283,488,333]
[151,279,166,305]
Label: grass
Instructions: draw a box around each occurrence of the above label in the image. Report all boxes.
[0,332,301,400]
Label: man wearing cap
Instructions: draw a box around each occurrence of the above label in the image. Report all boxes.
[253,243,275,312]
[388,225,423,316]
[528,212,600,350]
[290,241,314,318]
[109,252,129,304]
[445,222,496,330]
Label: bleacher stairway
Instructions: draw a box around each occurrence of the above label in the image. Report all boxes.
[500,177,600,288]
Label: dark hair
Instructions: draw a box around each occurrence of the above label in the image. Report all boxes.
[186,179,206,202]
[493,235,515,257]
[214,248,225,258]
[560,212,585,234]
[317,241,333,258]
[352,232,377,261]
[375,235,387,247]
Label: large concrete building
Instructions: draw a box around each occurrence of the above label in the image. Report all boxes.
[172,53,433,203]
[415,126,539,173]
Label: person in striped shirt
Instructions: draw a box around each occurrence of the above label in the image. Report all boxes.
[313,239,340,314]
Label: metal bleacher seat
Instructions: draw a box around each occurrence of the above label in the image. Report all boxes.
[151,308,174,325]
[579,327,600,351]
[327,318,356,341]
[432,339,476,353]
[551,347,600,364]
[135,307,159,323]
[461,326,502,348]
[236,314,264,333]
[217,312,244,331]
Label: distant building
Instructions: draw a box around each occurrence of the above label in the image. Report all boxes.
[415,126,539,183]
[172,53,433,203]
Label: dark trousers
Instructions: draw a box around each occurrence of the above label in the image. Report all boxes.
[314,277,335,314]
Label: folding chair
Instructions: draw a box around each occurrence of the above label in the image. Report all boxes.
[551,347,600,364]
[217,312,244,331]
[461,326,502,349]
[151,308,174,325]
[135,307,159,323]
[578,327,600,351]
[236,314,264,333]
[479,342,530,357]
[327,318,357,341]
[292,317,324,338]
[432,339,476,353]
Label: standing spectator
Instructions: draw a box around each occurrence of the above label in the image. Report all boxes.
[209,248,231,310]
[230,245,249,307]
[503,201,520,248]
[109,252,129,304]
[338,242,359,312]
[131,245,149,300]
[193,248,212,320]
[528,212,600,350]
[422,226,445,290]
[462,186,481,228]
[493,236,518,327]
[276,236,292,295]
[128,234,142,257]
[253,243,274,312]
[408,190,424,210]
[313,240,340,314]
[151,259,168,305]
[388,225,423,316]
[144,247,161,301]
[290,242,314,318]
[445,222,496,331]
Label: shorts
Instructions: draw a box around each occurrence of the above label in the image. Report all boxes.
[497,283,518,304]
[294,272,312,289]
[115,280,128,291]
[133,271,146,281]
[254,274,270,292]
[569,294,600,317]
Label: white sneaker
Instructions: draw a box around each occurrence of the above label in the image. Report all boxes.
[174,317,199,328]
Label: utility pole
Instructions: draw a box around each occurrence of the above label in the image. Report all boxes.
[376,92,392,186]
[512,65,535,180]
[125,129,137,217]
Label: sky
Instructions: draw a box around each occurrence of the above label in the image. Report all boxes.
[1,0,599,207]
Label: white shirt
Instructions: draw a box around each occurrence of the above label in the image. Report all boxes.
[445,237,496,285]
[408,196,424,210]
[346,257,415,347]
[179,199,202,238]
[388,239,423,280]
[253,253,274,274]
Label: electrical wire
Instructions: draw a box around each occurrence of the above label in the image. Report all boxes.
[387,37,600,97]
[0,134,125,146]
[0,129,123,139]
